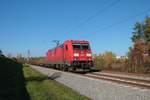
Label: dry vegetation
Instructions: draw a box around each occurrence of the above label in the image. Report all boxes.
[94,17,150,74]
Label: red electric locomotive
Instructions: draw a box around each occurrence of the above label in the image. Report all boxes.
[46,40,94,71]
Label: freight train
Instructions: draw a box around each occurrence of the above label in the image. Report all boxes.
[45,40,94,71]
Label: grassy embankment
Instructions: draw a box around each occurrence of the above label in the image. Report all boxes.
[0,56,29,100]
[0,56,90,100]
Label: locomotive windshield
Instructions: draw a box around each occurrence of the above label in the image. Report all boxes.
[82,44,89,50]
[73,44,90,50]
[73,44,81,50]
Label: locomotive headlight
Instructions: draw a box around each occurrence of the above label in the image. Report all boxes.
[74,53,79,57]
[86,53,91,57]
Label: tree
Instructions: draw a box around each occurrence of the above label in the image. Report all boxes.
[0,49,2,56]
[131,17,150,43]
[94,52,116,69]
[130,16,150,68]
[131,22,145,42]
[144,17,150,55]
[94,54,106,69]
[102,51,116,67]
[126,47,132,58]
[131,40,146,67]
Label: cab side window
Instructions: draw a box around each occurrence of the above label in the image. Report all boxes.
[66,45,68,51]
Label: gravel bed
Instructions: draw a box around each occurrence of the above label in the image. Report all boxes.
[30,65,150,100]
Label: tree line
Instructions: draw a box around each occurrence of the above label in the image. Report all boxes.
[94,17,150,73]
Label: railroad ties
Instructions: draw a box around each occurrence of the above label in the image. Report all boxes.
[84,72,150,89]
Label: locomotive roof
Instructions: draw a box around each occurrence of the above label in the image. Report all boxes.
[48,40,89,52]
[48,44,63,52]
[66,40,89,43]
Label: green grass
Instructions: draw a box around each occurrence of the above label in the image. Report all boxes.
[24,65,90,100]
[0,56,89,100]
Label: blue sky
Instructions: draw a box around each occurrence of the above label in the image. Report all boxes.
[0,0,150,57]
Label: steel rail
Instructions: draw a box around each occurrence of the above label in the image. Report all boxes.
[83,73,150,89]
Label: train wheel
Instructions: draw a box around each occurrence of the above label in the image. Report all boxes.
[68,66,76,72]
[72,67,76,72]
[68,67,72,72]
[63,65,68,71]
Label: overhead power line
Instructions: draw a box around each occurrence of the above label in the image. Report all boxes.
[68,0,121,33]
[95,8,150,32]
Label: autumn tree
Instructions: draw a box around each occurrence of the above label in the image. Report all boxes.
[103,51,116,67]
[94,54,106,69]
[131,40,146,67]
[131,16,150,67]
[94,51,116,69]
[144,17,150,55]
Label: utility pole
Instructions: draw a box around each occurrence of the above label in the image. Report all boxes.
[27,50,30,63]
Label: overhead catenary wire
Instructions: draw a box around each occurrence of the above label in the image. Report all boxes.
[94,8,150,33]
[68,0,121,33]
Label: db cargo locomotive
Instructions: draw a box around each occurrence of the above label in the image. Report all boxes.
[46,40,94,71]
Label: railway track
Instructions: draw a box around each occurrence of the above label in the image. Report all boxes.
[31,64,150,89]
[83,72,150,89]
